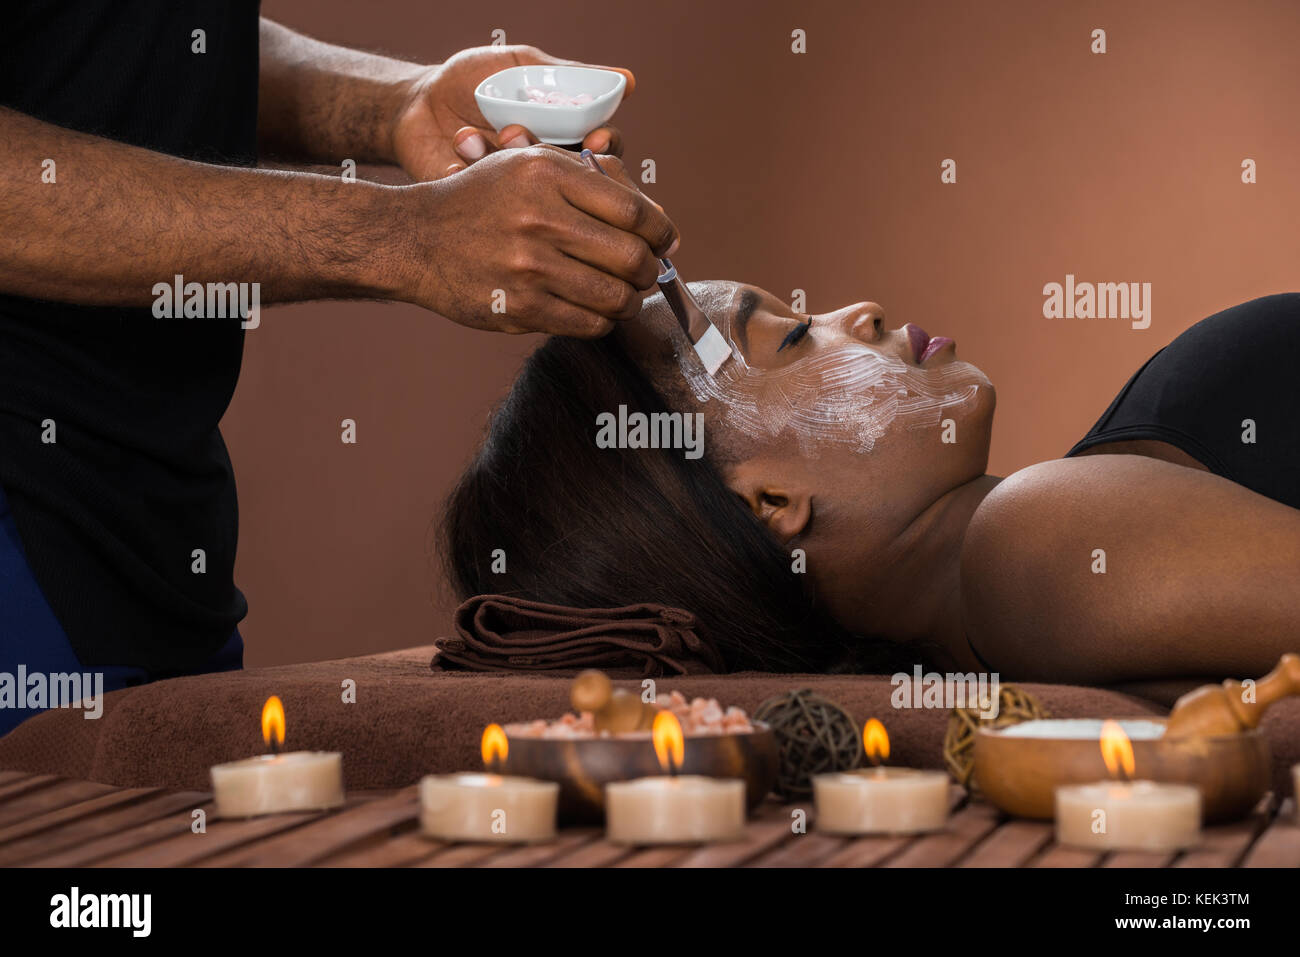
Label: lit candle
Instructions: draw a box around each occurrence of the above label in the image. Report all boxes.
[604,711,746,844]
[813,718,949,835]
[419,724,559,843]
[210,695,344,818]
[1055,720,1201,851]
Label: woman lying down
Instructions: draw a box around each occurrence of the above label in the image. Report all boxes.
[442,282,1299,694]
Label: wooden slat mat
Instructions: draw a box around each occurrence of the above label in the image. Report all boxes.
[1,773,1295,867]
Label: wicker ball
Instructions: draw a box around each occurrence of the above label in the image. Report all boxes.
[943,685,1049,789]
[754,689,862,799]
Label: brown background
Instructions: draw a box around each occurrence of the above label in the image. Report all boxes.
[227,0,1300,665]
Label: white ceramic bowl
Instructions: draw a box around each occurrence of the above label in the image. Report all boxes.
[474,65,627,145]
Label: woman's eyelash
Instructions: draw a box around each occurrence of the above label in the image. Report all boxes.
[777,317,813,352]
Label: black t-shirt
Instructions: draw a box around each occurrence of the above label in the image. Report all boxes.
[0,1,260,669]
[1065,293,1300,510]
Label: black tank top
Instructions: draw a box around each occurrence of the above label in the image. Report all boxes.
[1064,293,1300,510]
[0,1,260,669]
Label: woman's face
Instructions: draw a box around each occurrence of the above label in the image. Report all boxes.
[620,280,996,638]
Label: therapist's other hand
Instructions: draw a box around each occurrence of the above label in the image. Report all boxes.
[393,45,633,181]
[404,147,677,337]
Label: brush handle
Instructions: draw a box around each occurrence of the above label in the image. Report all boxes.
[582,149,676,276]
[579,150,727,373]
[580,150,675,280]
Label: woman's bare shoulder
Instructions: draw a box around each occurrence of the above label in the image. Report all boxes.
[962,455,1205,573]
[967,452,1298,546]
[960,455,1300,682]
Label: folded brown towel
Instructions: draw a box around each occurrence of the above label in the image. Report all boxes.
[432,595,724,676]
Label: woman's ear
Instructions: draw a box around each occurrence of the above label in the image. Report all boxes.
[724,459,812,542]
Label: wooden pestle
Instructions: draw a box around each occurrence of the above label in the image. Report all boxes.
[570,669,659,733]
[1164,652,1300,738]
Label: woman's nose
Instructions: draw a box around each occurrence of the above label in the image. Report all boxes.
[842,301,887,343]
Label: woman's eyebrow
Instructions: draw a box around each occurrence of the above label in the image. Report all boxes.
[736,288,762,324]
[731,288,762,351]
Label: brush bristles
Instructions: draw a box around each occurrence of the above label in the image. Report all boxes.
[693,325,732,376]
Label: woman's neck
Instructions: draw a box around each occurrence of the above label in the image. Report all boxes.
[872,473,1003,672]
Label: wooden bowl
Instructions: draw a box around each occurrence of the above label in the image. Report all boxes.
[501,721,779,825]
[973,717,1271,824]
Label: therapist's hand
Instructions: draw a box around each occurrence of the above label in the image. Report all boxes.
[393,45,633,181]
[401,147,676,337]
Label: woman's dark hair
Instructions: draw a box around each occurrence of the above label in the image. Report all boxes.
[441,331,930,674]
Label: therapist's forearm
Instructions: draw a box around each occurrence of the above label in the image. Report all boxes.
[0,106,409,307]
[258,17,429,166]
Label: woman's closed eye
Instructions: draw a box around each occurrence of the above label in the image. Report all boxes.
[777,317,813,353]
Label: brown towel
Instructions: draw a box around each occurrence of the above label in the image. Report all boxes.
[431,595,724,676]
[3,644,1219,794]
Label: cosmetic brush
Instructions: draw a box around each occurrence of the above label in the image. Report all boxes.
[579,149,732,375]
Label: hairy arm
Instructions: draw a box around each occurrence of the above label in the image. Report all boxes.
[257,18,427,166]
[961,455,1300,684]
[0,105,410,308]
[0,104,676,335]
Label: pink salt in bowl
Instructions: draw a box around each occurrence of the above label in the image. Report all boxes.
[474,65,627,145]
[500,720,779,825]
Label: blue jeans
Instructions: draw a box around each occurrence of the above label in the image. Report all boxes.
[0,482,243,737]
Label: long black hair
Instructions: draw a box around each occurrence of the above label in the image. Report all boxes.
[441,331,927,674]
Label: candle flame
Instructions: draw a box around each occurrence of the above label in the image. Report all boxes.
[481,723,508,768]
[261,696,285,749]
[1099,719,1135,781]
[863,718,890,766]
[653,710,685,772]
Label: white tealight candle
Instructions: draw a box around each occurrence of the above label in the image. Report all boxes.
[605,775,746,844]
[210,751,344,818]
[420,773,559,843]
[813,767,950,835]
[1055,780,1201,851]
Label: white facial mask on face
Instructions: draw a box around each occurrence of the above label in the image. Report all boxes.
[678,322,987,455]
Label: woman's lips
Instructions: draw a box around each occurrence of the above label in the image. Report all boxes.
[904,323,954,363]
[904,323,956,364]
[905,324,929,362]
[920,336,954,362]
